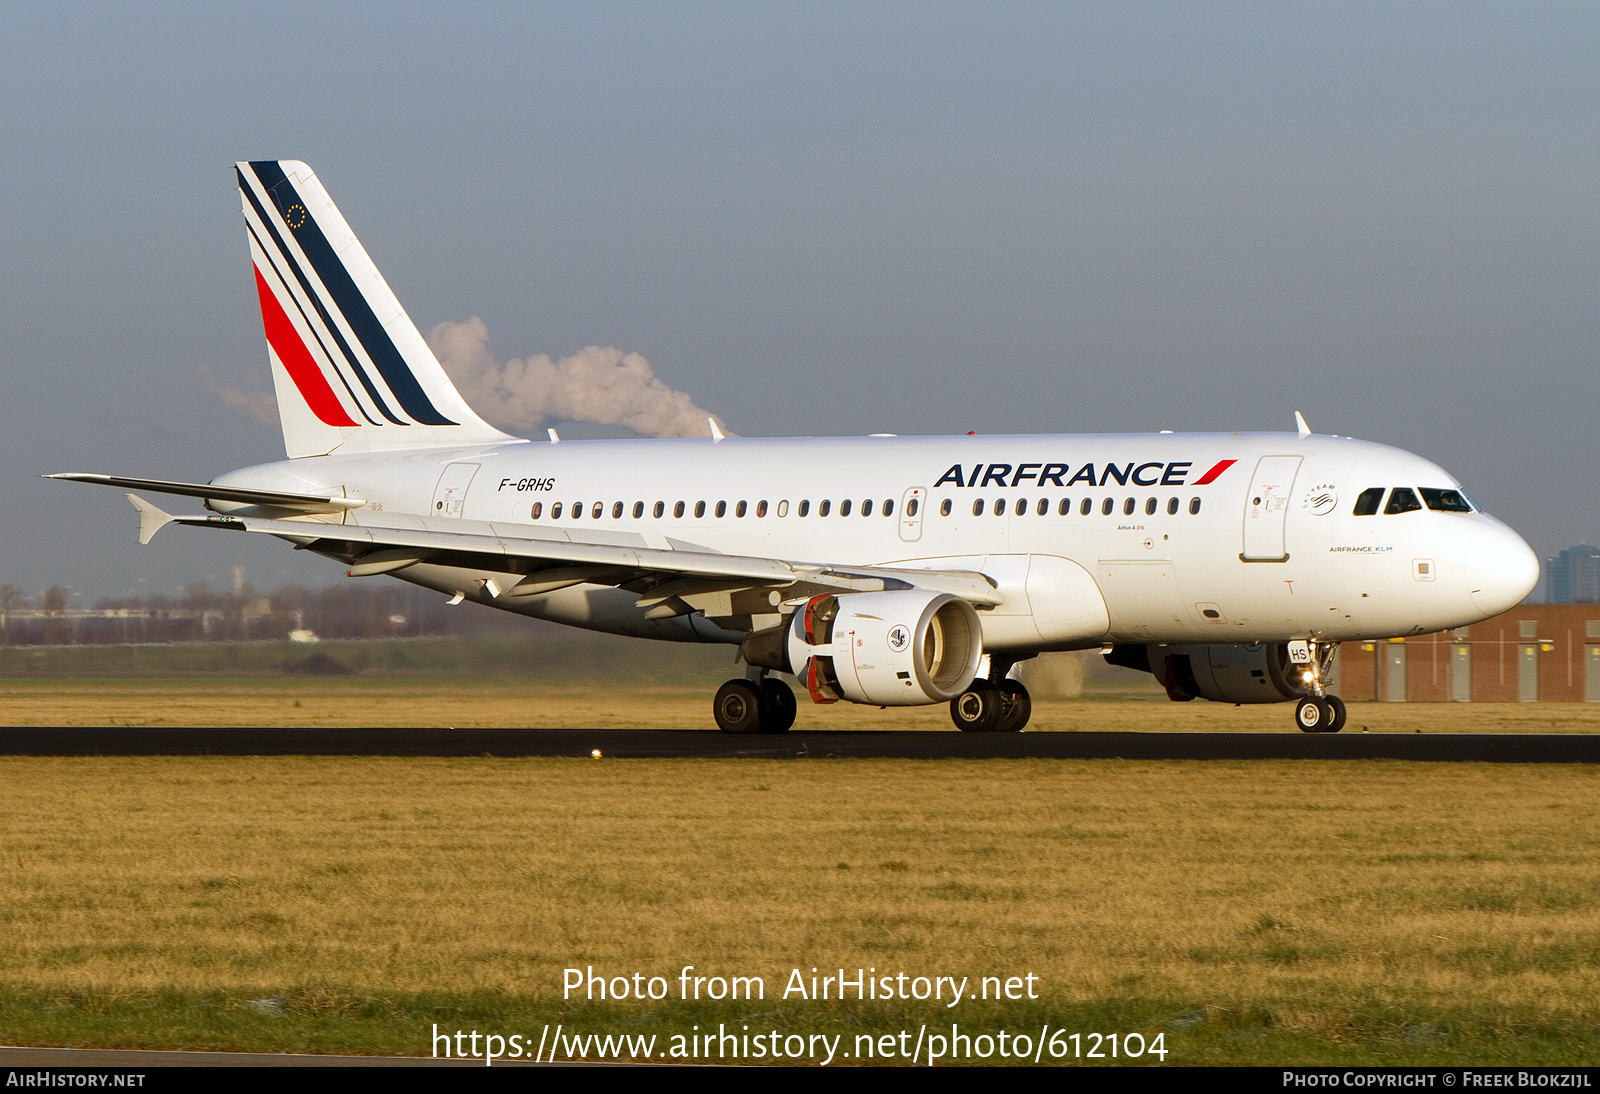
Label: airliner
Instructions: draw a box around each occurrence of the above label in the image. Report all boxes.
[51,160,1540,734]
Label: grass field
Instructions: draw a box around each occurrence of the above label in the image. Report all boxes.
[1,742,1599,1064]
[1,678,1599,735]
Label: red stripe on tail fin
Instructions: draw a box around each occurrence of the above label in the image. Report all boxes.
[253,266,359,428]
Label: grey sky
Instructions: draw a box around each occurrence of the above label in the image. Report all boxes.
[3,3,1597,601]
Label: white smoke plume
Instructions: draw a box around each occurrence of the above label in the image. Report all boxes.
[198,364,280,428]
[426,317,735,439]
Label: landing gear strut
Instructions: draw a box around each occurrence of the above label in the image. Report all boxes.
[949,655,1032,733]
[713,675,796,734]
[1290,640,1346,733]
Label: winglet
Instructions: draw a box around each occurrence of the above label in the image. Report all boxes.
[710,418,725,443]
[547,428,560,444]
[126,494,173,545]
[1294,410,1311,438]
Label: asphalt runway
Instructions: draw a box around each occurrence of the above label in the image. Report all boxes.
[0,726,1596,761]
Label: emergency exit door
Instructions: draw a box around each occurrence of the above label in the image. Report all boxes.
[898,487,927,542]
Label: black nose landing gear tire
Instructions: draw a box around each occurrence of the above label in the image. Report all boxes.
[1323,695,1347,733]
[1295,696,1331,733]
[950,679,1003,732]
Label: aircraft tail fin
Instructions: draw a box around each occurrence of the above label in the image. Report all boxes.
[236,160,514,458]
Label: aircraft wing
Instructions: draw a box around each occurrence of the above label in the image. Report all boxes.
[123,496,1004,615]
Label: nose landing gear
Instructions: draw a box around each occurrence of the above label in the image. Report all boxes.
[1291,640,1346,733]
[1294,695,1347,733]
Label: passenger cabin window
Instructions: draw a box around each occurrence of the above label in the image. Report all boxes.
[1189,498,1201,515]
[861,499,873,517]
[1101,499,1114,516]
[840,499,852,517]
[591,502,603,519]
[633,501,645,518]
[1420,488,1473,513]
[1037,498,1048,516]
[735,500,747,517]
[530,502,543,519]
[653,501,665,518]
[694,501,706,518]
[612,502,624,519]
[674,501,686,518]
[1014,498,1027,517]
[1166,498,1178,515]
[799,500,811,517]
[1058,498,1071,515]
[820,500,831,517]
[884,499,894,517]
[551,503,563,519]
[715,501,727,517]
[1123,498,1135,516]
[1385,488,1423,515]
[973,499,985,517]
[1080,498,1092,516]
[757,500,768,517]
[1352,487,1384,516]
[939,498,951,516]
[994,498,1006,517]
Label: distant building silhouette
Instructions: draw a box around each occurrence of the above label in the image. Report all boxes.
[1546,545,1600,604]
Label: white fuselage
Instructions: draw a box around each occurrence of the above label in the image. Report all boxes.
[212,430,1540,652]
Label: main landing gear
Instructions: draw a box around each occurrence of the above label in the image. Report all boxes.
[1291,640,1346,733]
[713,675,797,734]
[949,656,1032,733]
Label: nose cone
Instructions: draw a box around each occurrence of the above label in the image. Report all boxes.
[1465,522,1540,617]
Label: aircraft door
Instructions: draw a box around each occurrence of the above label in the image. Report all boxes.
[1241,455,1302,562]
[431,462,480,518]
[898,487,927,542]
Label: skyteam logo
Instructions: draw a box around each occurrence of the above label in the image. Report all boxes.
[933,460,1235,489]
[1303,484,1339,515]
[887,624,911,652]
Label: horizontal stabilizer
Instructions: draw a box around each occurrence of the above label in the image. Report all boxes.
[46,473,364,514]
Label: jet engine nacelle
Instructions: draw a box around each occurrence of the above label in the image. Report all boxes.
[780,590,984,706]
[1105,642,1310,704]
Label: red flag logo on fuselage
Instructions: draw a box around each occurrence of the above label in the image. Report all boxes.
[1192,459,1236,486]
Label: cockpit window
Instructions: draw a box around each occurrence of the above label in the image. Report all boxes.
[1352,488,1384,516]
[1384,487,1423,515]
[1419,488,1473,513]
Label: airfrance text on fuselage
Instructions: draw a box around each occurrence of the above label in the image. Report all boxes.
[933,459,1234,490]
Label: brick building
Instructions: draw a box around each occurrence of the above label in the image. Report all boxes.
[1337,604,1600,702]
